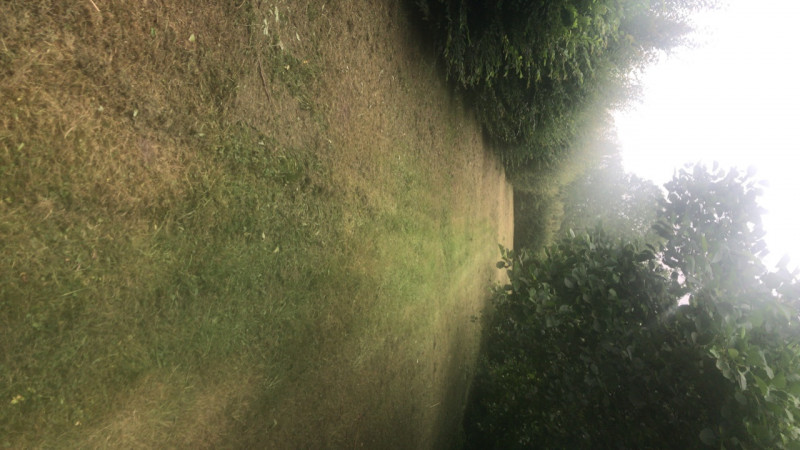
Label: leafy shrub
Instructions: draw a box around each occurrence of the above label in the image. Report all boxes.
[509,111,614,252]
[512,189,564,255]
[465,166,800,448]
[467,233,705,448]
[415,0,704,169]
[558,140,662,241]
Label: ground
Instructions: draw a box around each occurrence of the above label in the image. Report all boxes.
[0,1,512,447]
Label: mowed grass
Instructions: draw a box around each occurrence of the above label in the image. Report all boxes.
[1,1,510,447]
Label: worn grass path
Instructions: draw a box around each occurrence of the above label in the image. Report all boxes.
[0,1,512,447]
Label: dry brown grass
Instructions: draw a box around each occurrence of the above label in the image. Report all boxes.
[1,1,512,447]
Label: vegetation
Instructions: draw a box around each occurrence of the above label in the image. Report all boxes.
[9,0,789,447]
[414,0,716,270]
[558,136,662,241]
[415,0,712,170]
[510,112,620,253]
[465,165,800,448]
[0,1,511,447]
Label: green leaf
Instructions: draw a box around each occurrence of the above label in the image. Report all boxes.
[711,250,723,263]
[745,347,769,371]
[652,221,672,239]
[564,277,575,289]
[754,374,770,397]
[749,310,765,328]
[699,428,716,446]
[716,358,732,379]
[773,373,786,390]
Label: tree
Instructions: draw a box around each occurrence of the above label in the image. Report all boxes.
[559,137,662,240]
[415,0,716,168]
[656,165,800,447]
[464,165,800,448]
[656,163,769,294]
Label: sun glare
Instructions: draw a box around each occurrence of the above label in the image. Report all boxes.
[614,0,800,271]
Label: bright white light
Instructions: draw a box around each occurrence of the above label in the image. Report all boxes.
[614,0,800,272]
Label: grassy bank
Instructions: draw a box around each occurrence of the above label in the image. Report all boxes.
[0,1,512,447]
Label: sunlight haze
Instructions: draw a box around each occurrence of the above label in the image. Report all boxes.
[614,0,800,271]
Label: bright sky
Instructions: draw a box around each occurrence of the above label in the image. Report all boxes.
[613,0,800,272]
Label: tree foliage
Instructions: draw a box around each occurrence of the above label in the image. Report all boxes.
[415,0,714,169]
[465,165,800,448]
[559,136,662,240]
[510,111,617,253]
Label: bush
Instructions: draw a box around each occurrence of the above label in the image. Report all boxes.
[415,0,703,169]
[466,233,703,448]
[465,166,800,448]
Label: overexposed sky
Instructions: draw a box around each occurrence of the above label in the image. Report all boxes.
[614,0,800,271]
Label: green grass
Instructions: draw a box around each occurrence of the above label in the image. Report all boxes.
[0,2,508,446]
[1,126,323,441]
[2,122,494,447]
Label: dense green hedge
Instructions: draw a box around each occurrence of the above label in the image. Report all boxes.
[467,233,701,448]
[415,0,700,170]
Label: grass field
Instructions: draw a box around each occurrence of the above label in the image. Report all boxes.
[0,1,512,447]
